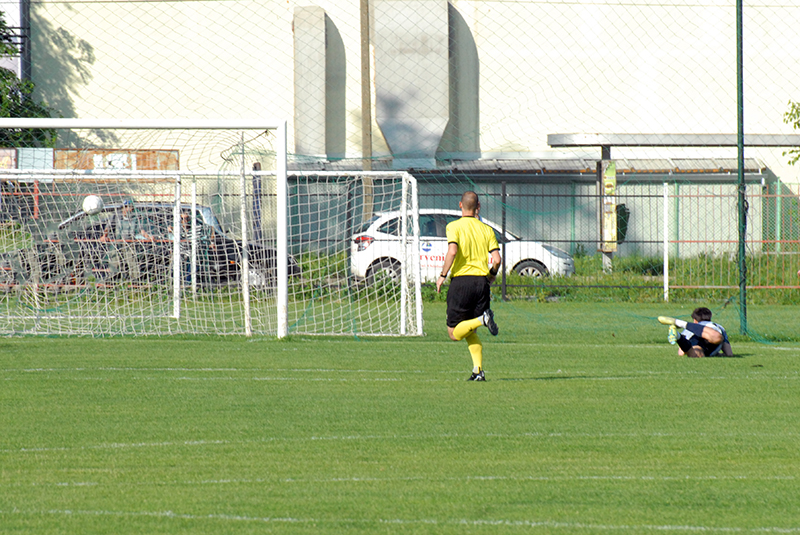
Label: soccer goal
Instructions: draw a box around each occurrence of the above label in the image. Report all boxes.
[0,119,422,337]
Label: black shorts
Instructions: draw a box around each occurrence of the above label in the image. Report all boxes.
[446,275,491,328]
[677,335,722,357]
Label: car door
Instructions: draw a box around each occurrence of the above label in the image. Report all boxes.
[417,213,445,282]
[483,220,507,273]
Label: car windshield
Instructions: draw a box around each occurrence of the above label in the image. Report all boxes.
[428,213,518,243]
[58,211,112,240]
[194,205,225,235]
[56,203,227,239]
[356,212,522,243]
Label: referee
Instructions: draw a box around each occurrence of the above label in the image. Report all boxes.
[436,191,501,381]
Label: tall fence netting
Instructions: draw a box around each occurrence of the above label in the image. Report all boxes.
[1,0,799,341]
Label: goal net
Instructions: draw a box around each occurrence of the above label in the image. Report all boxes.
[0,119,422,337]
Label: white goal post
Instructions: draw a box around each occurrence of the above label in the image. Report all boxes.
[0,118,422,338]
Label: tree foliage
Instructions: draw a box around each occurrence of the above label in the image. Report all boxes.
[783,100,800,166]
[0,11,56,148]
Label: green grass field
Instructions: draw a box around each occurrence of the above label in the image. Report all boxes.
[2,302,800,534]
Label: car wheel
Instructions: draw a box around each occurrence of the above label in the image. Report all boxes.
[367,259,401,285]
[514,260,548,278]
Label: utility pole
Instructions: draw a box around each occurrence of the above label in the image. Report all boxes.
[360,0,372,171]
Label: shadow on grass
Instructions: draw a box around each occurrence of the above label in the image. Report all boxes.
[496,375,631,382]
[692,354,747,359]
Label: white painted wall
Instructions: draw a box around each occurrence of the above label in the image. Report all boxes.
[26,0,800,182]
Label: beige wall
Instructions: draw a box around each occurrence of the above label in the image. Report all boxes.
[28,0,800,182]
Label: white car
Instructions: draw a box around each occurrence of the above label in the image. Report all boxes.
[351,209,575,283]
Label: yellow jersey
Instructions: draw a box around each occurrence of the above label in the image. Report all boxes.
[445,216,500,277]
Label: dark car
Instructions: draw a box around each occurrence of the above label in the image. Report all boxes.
[0,201,300,289]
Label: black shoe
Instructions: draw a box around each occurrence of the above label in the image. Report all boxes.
[468,370,485,381]
[482,309,499,336]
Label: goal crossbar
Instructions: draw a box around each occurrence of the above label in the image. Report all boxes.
[0,118,286,131]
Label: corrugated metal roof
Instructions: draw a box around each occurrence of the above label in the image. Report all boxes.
[289,157,767,175]
[538,159,595,173]
[616,159,673,172]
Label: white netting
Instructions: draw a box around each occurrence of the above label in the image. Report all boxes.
[0,124,421,337]
[284,171,421,336]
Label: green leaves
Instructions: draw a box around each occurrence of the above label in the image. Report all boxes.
[782,100,800,165]
[0,10,56,148]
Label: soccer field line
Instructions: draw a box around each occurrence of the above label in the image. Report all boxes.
[2,508,800,533]
[0,366,438,374]
[0,370,800,388]
[5,428,800,455]
[4,374,798,384]
[4,365,798,379]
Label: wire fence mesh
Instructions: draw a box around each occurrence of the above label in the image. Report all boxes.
[1,0,799,339]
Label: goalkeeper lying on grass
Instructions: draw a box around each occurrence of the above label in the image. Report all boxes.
[658,307,733,358]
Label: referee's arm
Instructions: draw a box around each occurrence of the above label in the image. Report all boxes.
[487,249,502,283]
[437,242,458,293]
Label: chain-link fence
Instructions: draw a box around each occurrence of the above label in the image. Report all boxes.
[1,0,799,338]
[412,168,799,303]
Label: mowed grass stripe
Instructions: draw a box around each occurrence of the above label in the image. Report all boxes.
[6,426,800,455]
[6,508,800,533]
[3,473,798,490]
[2,302,800,533]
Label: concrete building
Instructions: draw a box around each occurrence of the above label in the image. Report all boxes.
[0,0,793,184]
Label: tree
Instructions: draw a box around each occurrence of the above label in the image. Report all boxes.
[783,100,800,166]
[0,11,56,147]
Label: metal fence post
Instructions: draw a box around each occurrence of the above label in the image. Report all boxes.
[501,181,507,301]
[737,0,748,335]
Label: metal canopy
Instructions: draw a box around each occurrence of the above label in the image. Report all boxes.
[547,133,800,148]
[289,157,766,180]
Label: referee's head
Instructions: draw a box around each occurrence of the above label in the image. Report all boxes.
[460,191,479,213]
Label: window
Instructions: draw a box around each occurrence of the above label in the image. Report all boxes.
[377,218,400,237]
[419,215,437,237]
[438,214,458,238]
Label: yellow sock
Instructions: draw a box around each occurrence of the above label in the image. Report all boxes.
[452,317,483,341]
[466,332,483,371]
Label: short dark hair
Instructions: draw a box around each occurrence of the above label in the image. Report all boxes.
[692,307,713,322]
[461,191,479,211]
